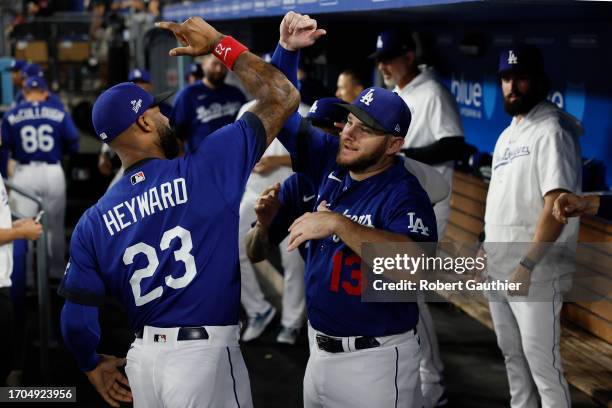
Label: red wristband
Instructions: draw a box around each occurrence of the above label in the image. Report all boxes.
[212,36,248,70]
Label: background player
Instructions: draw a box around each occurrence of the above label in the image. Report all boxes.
[239,97,344,344]
[483,46,582,408]
[170,50,247,153]
[335,69,367,103]
[58,15,303,408]
[13,63,64,109]
[238,13,327,344]
[1,76,79,281]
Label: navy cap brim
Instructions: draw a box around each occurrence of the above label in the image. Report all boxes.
[151,90,174,107]
[368,45,414,62]
[335,103,388,134]
[368,49,402,62]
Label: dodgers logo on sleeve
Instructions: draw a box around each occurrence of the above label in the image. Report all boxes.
[407,212,430,236]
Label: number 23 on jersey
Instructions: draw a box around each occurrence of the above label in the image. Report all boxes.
[123,225,197,306]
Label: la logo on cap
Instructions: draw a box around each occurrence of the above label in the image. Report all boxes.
[360,88,375,106]
[507,50,518,65]
[99,132,107,140]
[309,100,318,113]
[377,35,383,49]
[131,99,143,114]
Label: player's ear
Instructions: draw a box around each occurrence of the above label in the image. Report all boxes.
[386,136,404,155]
[136,111,155,133]
[405,50,417,66]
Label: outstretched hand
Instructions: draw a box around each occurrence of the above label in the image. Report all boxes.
[279,11,326,51]
[85,354,132,408]
[156,17,223,57]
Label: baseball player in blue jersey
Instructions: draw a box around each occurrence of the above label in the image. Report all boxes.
[281,86,437,408]
[170,50,247,154]
[58,16,302,408]
[1,76,79,280]
[263,26,436,405]
[13,64,64,109]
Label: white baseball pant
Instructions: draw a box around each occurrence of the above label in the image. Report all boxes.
[304,324,423,408]
[125,325,252,408]
[239,189,305,328]
[489,281,570,408]
[10,163,66,280]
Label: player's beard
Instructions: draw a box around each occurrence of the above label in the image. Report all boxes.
[503,89,542,116]
[206,71,227,87]
[157,123,180,159]
[336,141,387,173]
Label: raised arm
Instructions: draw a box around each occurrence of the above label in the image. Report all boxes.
[156,17,300,146]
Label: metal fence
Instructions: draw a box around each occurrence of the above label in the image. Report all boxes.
[4,179,51,381]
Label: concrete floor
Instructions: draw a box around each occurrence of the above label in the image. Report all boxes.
[242,301,598,408]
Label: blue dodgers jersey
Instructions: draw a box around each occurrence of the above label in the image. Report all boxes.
[267,173,317,260]
[58,113,266,331]
[278,116,438,337]
[170,82,246,153]
[0,100,79,163]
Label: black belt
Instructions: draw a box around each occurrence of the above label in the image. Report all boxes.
[135,327,209,341]
[19,160,59,165]
[315,328,416,353]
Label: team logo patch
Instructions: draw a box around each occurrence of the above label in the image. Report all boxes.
[394,124,401,133]
[154,334,167,343]
[376,35,383,50]
[360,88,375,106]
[407,212,430,236]
[507,50,518,65]
[99,132,107,140]
[131,98,143,114]
[130,171,146,185]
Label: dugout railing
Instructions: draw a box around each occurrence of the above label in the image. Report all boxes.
[4,179,52,382]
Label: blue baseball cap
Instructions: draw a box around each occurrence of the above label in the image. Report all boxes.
[498,46,545,75]
[24,76,48,90]
[92,82,173,143]
[188,62,203,78]
[369,29,416,61]
[128,68,151,83]
[21,63,43,78]
[7,59,26,72]
[337,87,411,137]
[307,97,347,125]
